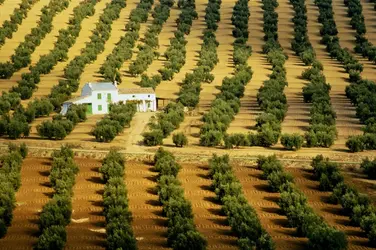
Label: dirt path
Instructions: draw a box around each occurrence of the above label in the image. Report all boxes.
[120,6,155,88]
[65,159,105,249]
[0,158,53,250]
[28,0,110,101]
[0,0,23,25]
[360,0,376,45]
[277,0,310,135]
[307,0,362,146]
[76,0,138,93]
[332,0,376,82]
[125,161,167,250]
[168,0,234,146]
[233,165,306,250]
[179,164,237,250]
[286,167,373,250]
[0,0,48,92]
[122,112,155,153]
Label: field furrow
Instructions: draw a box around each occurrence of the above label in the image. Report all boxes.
[1,0,82,95]
[179,164,237,250]
[307,0,362,146]
[172,0,234,146]
[0,0,48,91]
[0,158,53,250]
[120,8,155,88]
[154,2,206,101]
[277,0,310,135]
[0,0,23,25]
[233,165,306,250]
[360,0,376,45]
[332,0,376,82]
[286,167,374,250]
[125,162,167,250]
[65,159,105,250]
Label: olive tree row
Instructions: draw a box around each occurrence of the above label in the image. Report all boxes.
[311,155,376,246]
[340,0,376,152]
[0,0,98,140]
[154,148,207,250]
[0,0,38,48]
[37,104,87,140]
[139,0,197,87]
[128,1,173,76]
[48,0,127,112]
[91,103,137,142]
[227,0,287,148]
[0,0,70,79]
[209,154,275,249]
[0,144,27,238]
[99,150,137,250]
[141,0,221,147]
[258,155,348,250]
[9,0,97,101]
[199,0,252,147]
[99,0,154,83]
[143,102,184,146]
[35,146,78,250]
[176,0,221,108]
[301,61,337,147]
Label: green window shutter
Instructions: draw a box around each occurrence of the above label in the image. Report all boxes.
[98,105,102,111]
[97,93,102,100]
[107,93,111,101]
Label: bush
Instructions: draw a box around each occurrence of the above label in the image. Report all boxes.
[280,133,304,150]
[346,135,365,152]
[267,171,294,192]
[172,132,188,147]
[307,225,347,250]
[361,158,376,179]
[34,225,67,250]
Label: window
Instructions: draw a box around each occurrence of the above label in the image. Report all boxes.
[147,102,151,108]
[97,93,102,100]
[148,95,150,98]
[107,93,111,101]
[132,95,135,98]
[98,105,102,111]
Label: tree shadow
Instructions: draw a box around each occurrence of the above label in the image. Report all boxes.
[261,206,281,215]
[203,196,219,204]
[146,187,157,195]
[38,170,50,177]
[90,200,103,207]
[145,199,160,207]
[270,217,290,228]
[264,196,280,203]
[87,176,103,184]
[207,207,223,217]
[40,181,51,188]
[253,183,270,192]
[199,184,212,191]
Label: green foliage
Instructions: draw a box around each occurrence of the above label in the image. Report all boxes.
[92,103,137,142]
[280,133,304,150]
[172,132,188,147]
[360,158,376,179]
[209,154,275,248]
[154,148,207,249]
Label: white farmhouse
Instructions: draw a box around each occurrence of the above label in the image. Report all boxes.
[60,82,157,115]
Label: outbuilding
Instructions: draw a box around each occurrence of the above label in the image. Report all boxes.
[60,82,156,115]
